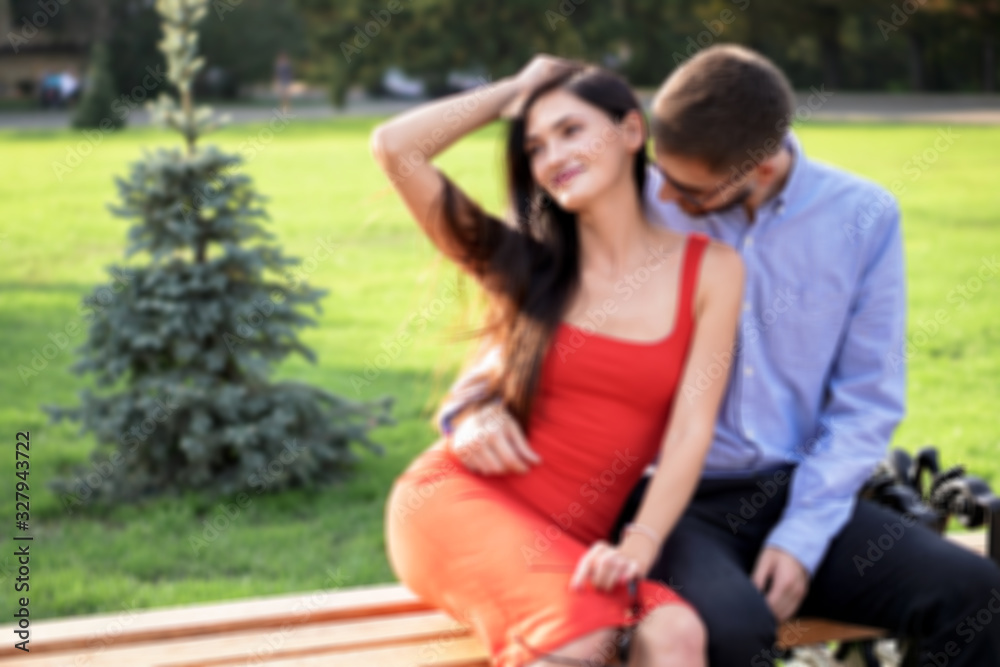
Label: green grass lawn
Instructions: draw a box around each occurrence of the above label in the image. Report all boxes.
[0,116,997,622]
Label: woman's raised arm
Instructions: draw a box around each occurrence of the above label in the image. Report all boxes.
[369,76,520,269]
[369,56,575,277]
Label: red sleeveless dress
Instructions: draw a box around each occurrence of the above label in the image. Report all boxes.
[386,233,709,666]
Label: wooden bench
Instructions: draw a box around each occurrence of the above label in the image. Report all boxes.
[0,532,987,666]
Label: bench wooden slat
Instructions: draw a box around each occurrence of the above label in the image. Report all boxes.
[259,636,489,667]
[4,611,471,667]
[779,619,887,648]
[0,530,986,664]
[949,531,988,555]
[0,583,430,658]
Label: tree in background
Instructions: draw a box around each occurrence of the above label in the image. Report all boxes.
[295,0,607,105]
[292,0,999,98]
[13,0,995,103]
[197,0,306,98]
[72,40,125,129]
[88,0,305,102]
[47,0,392,506]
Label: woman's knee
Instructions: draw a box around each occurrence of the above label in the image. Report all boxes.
[526,627,619,666]
[633,604,707,666]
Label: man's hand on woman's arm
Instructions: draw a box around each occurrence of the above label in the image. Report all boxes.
[448,403,541,475]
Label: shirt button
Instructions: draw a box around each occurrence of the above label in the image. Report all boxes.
[745,366,754,377]
[746,428,756,439]
[745,238,754,248]
[743,301,751,312]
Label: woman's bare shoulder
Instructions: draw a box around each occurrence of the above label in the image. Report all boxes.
[697,239,745,303]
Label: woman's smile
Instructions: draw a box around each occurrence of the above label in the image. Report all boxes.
[551,164,585,189]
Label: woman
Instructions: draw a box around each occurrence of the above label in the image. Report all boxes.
[371,56,743,666]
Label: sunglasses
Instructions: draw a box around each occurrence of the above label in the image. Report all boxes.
[513,579,641,666]
[659,165,754,213]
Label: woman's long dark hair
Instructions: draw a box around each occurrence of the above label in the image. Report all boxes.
[439,65,648,430]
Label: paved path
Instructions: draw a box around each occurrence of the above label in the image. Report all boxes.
[0,98,418,130]
[2,92,999,130]
[789,92,1000,125]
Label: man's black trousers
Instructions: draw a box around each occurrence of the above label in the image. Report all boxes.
[612,469,1000,666]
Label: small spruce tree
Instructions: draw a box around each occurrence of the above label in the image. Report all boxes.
[47,0,392,506]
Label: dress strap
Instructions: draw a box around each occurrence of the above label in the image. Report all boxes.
[677,233,711,329]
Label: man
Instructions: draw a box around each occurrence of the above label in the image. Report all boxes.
[437,45,1000,665]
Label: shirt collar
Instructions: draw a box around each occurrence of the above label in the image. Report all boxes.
[772,130,806,213]
[703,130,806,226]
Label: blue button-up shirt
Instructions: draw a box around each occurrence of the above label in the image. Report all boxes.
[438,132,907,576]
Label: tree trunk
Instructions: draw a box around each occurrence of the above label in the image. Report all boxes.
[816,4,841,90]
[0,0,11,38]
[985,31,996,92]
[92,0,111,43]
[907,31,925,91]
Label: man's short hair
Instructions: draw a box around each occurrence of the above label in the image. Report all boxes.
[651,45,795,174]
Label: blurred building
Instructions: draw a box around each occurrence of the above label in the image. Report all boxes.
[0,0,90,100]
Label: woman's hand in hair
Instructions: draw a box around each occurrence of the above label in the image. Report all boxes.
[370,73,522,271]
[501,54,578,119]
[447,403,541,475]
